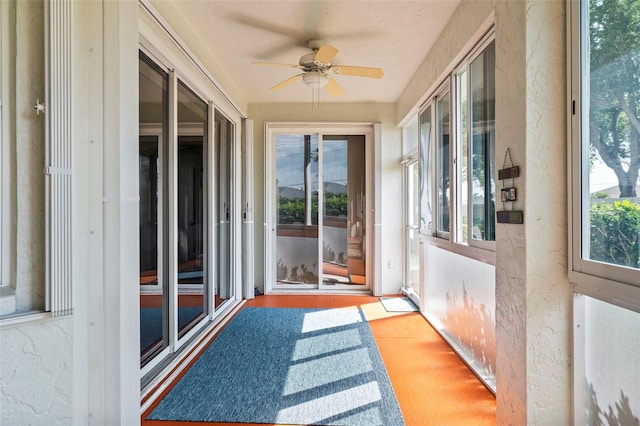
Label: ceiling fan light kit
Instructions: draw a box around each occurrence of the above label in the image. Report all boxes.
[302,71,329,88]
[252,39,384,99]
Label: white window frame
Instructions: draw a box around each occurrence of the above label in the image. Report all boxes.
[264,123,377,295]
[0,1,9,290]
[452,32,496,251]
[138,38,244,377]
[0,0,73,321]
[568,0,640,311]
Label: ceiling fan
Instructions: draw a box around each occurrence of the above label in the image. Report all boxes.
[252,40,384,96]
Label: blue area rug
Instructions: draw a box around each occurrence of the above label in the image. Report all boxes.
[148,307,405,425]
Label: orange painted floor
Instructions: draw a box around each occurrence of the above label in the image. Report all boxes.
[142,295,496,426]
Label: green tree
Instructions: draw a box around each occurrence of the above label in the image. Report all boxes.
[589,0,640,197]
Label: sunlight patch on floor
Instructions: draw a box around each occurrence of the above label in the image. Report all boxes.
[292,328,362,361]
[283,347,373,395]
[276,381,383,425]
[301,307,363,333]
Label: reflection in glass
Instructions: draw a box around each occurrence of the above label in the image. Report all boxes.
[456,67,469,244]
[215,111,234,307]
[177,81,208,337]
[275,135,319,284]
[408,161,420,295]
[419,106,432,233]
[470,41,495,242]
[322,136,366,286]
[585,0,640,270]
[437,93,451,234]
[139,52,169,364]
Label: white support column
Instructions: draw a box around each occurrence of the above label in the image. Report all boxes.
[89,0,140,423]
[494,1,571,424]
[372,123,382,296]
[242,119,255,299]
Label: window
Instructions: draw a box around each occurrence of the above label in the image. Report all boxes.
[419,105,433,234]
[571,1,640,423]
[571,0,640,287]
[0,0,73,321]
[453,39,495,246]
[436,90,451,238]
[419,32,495,250]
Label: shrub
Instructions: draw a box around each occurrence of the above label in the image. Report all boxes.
[590,200,640,268]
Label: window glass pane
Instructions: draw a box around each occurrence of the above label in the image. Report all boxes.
[584,0,640,270]
[419,106,432,233]
[176,81,208,337]
[322,135,366,286]
[437,93,451,234]
[139,52,169,364]
[408,161,420,295]
[456,68,469,244]
[215,111,234,308]
[470,41,496,242]
[275,134,319,285]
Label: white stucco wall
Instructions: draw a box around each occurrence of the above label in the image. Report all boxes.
[0,318,73,425]
[0,2,73,422]
[10,0,46,314]
[399,0,572,424]
[493,1,571,424]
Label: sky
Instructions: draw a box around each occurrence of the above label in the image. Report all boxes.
[275,134,348,191]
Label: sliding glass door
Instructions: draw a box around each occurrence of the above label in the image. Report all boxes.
[138,51,238,372]
[215,111,234,308]
[139,54,169,365]
[271,130,369,291]
[176,81,208,339]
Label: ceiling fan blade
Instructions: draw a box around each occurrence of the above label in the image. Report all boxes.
[252,61,301,68]
[331,65,384,79]
[270,74,304,91]
[325,75,344,97]
[314,44,339,65]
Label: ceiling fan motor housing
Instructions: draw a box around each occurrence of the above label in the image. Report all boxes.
[299,52,319,69]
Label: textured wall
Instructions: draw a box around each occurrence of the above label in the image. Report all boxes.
[13,0,46,313]
[0,2,75,424]
[494,0,571,424]
[0,318,73,424]
[396,1,495,125]
[397,0,572,423]
[494,1,528,422]
[523,1,571,423]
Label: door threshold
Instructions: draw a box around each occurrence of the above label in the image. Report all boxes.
[267,289,372,296]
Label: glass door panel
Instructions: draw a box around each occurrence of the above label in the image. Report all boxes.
[407,161,420,295]
[275,135,319,286]
[176,81,207,338]
[215,111,234,307]
[321,135,366,287]
[139,53,169,366]
[436,92,451,236]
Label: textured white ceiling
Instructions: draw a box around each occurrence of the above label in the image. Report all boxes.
[150,0,460,104]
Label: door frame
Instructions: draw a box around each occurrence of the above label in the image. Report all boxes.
[264,123,378,294]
